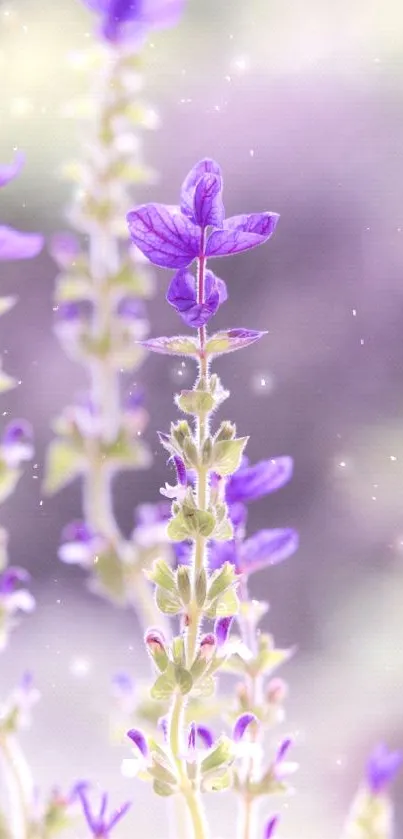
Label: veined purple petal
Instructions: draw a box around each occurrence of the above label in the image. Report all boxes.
[240,529,299,574]
[214,615,233,647]
[226,457,293,505]
[205,212,279,258]
[127,728,148,758]
[193,174,225,228]
[233,713,257,743]
[0,227,43,261]
[216,276,228,304]
[263,815,279,839]
[366,744,402,795]
[127,204,200,269]
[0,151,25,188]
[166,268,221,328]
[196,725,215,749]
[180,159,223,221]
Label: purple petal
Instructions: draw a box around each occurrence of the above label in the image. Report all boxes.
[61,520,96,545]
[233,713,257,743]
[240,529,299,574]
[205,212,279,258]
[117,297,147,320]
[214,616,233,647]
[205,329,266,357]
[166,268,221,328]
[127,728,148,758]
[101,0,186,40]
[127,204,200,269]
[193,174,225,228]
[2,419,33,446]
[173,455,187,485]
[106,801,132,831]
[263,816,279,839]
[99,793,108,821]
[196,725,215,749]
[180,159,223,221]
[188,721,196,751]
[208,540,238,573]
[366,744,402,794]
[135,502,171,527]
[0,151,25,188]
[76,786,95,832]
[49,232,80,268]
[275,737,293,765]
[0,567,30,594]
[173,540,193,567]
[0,226,43,261]
[216,277,228,304]
[226,457,293,505]
[112,672,135,696]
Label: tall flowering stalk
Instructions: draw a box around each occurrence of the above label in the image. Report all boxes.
[45,0,186,626]
[122,158,291,839]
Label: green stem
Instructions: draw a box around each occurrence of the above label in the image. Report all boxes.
[0,734,32,839]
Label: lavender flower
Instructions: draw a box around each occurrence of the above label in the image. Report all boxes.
[75,786,131,837]
[82,0,186,45]
[366,744,402,795]
[127,158,279,268]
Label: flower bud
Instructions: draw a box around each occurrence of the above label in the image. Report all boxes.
[214,421,236,443]
[176,566,191,604]
[144,629,169,672]
[267,678,288,705]
[199,634,216,662]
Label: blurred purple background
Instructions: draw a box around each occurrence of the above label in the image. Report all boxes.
[1,0,403,836]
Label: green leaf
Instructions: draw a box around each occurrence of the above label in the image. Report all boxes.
[176,390,215,415]
[167,512,192,542]
[146,559,176,593]
[205,330,266,357]
[156,588,182,615]
[208,562,238,601]
[141,336,199,356]
[152,779,176,797]
[201,736,235,774]
[43,440,83,495]
[174,665,193,695]
[182,506,216,538]
[149,758,178,786]
[55,275,93,303]
[176,565,191,604]
[202,768,233,793]
[213,517,233,541]
[151,666,176,701]
[171,635,186,666]
[212,437,249,477]
[95,550,127,602]
[207,588,239,619]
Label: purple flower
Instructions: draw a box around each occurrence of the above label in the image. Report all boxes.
[166,268,227,328]
[58,520,101,567]
[366,744,402,795]
[127,158,279,269]
[49,232,80,268]
[75,786,131,838]
[225,457,293,505]
[117,297,147,320]
[132,501,171,547]
[82,0,186,45]
[0,226,43,261]
[0,567,35,630]
[1,419,34,466]
[0,151,25,188]
[233,713,257,743]
[214,615,233,647]
[127,728,148,758]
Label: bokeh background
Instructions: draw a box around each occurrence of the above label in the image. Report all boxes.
[1,0,403,836]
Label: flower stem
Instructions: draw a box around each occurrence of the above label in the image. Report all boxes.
[0,734,33,839]
[237,582,262,839]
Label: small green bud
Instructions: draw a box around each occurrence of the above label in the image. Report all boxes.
[214,422,236,443]
[176,566,191,604]
[182,438,199,467]
[199,634,216,662]
[150,665,176,701]
[171,421,191,446]
[201,437,213,465]
[150,757,178,786]
[176,390,215,416]
[195,568,207,607]
[171,635,186,666]
[156,588,182,615]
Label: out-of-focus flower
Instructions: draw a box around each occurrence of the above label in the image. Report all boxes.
[58,520,104,567]
[0,672,40,731]
[75,784,131,837]
[0,568,35,619]
[81,0,186,46]
[225,457,293,506]
[127,158,279,270]
[263,815,279,839]
[49,232,81,268]
[1,420,34,467]
[111,672,137,715]
[0,226,43,261]
[366,744,402,796]
[122,727,149,777]
[209,528,298,576]
[132,502,171,547]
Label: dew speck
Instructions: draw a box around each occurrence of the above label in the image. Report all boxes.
[69,656,91,677]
